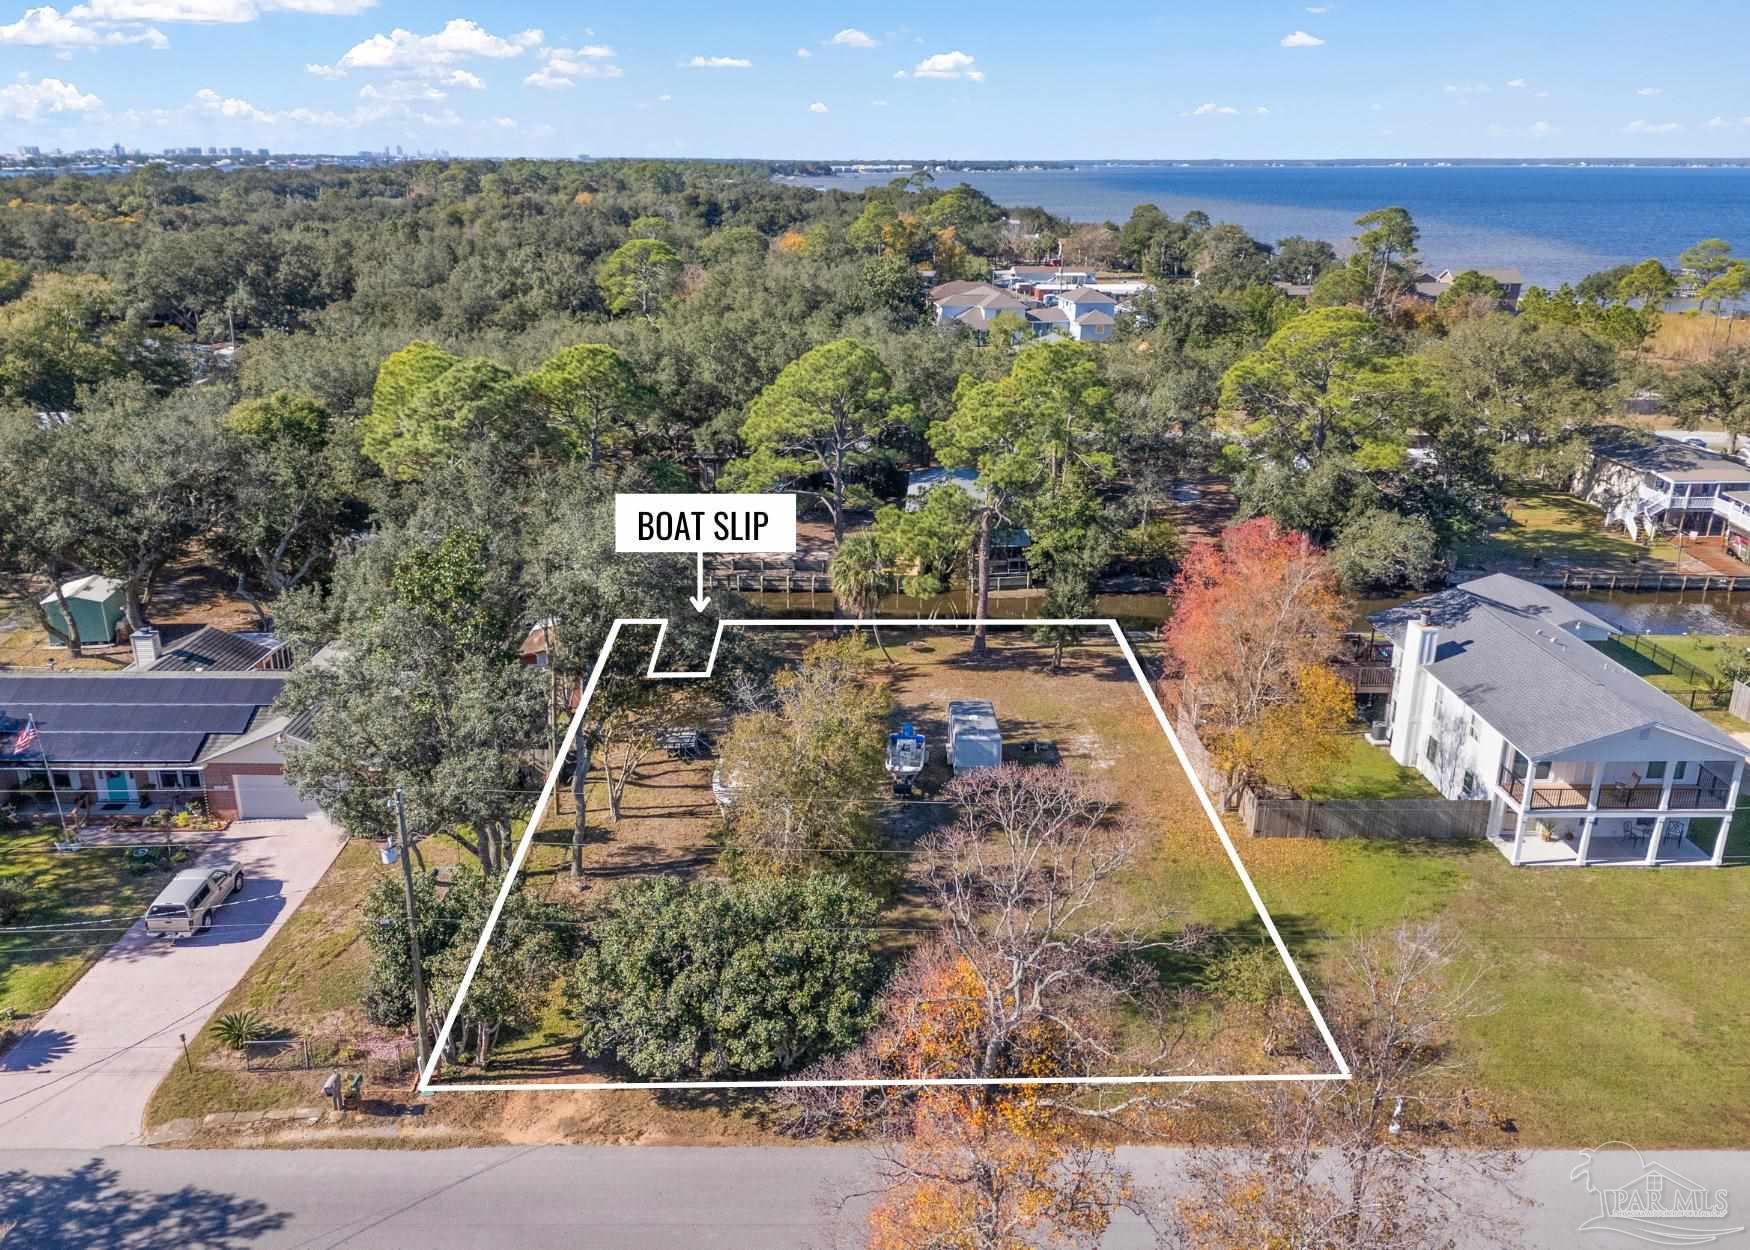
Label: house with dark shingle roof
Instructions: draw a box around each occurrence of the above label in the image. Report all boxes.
[0,670,315,822]
[1370,574,1745,867]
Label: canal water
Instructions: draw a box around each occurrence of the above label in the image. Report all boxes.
[743,585,1750,636]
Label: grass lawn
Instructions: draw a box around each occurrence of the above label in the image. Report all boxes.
[1,829,185,1024]
[1298,735,1442,801]
[1454,489,1678,574]
[1237,833,1750,1147]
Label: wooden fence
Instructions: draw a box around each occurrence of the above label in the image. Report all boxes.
[1240,793,1491,840]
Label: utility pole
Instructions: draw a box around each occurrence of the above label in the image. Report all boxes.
[394,788,431,1077]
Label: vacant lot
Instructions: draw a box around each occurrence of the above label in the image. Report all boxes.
[144,626,1329,1144]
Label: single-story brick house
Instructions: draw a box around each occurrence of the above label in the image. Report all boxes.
[0,668,314,822]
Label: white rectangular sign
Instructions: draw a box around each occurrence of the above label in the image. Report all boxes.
[613,493,798,554]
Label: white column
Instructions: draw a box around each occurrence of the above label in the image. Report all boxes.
[1713,758,1744,867]
[1487,791,1505,842]
[1645,769,1675,865]
[1510,762,1534,866]
[1577,768,1605,866]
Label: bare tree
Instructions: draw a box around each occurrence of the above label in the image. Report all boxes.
[1165,922,1525,1250]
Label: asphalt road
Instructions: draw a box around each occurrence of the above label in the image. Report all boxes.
[1,1146,1745,1250]
[0,819,345,1148]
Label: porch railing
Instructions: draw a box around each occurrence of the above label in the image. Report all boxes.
[1501,771,1734,812]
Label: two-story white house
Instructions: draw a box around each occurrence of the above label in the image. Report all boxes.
[1575,433,1750,546]
[1372,574,1745,867]
[1047,286,1119,342]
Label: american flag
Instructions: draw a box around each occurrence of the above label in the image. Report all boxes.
[11,717,40,755]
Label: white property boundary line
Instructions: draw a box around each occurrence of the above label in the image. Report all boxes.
[419,618,1352,1093]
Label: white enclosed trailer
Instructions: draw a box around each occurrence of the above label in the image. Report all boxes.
[947,699,1002,774]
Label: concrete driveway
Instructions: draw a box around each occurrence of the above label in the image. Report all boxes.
[0,816,346,1148]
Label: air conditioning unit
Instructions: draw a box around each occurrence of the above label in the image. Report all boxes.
[1365,720,1391,746]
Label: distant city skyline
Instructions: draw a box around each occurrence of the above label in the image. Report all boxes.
[0,1,1746,160]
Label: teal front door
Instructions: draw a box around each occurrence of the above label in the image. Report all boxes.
[103,771,134,803]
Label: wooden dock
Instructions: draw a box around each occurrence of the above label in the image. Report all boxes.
[1555,569,1750,594]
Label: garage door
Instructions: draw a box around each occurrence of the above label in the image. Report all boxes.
[235,773,315,820]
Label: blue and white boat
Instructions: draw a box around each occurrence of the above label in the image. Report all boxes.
[885,723,927,794]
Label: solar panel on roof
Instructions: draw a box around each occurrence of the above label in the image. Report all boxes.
[9,703,258,735]
[33,730,211,764]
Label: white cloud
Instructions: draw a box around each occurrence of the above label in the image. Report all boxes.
[195,84,273,121]
[892,68,906,78]
[912,49,982,80]
[305,61,345,78]
[358,79,445,101]
[685,54,750,68]
[1280,30,1324,47]
[1636,86,1662,96]
[1624,118,1683,134]
[493,115,514,127]
[1191,101,1237,116]
[1305,3,1330,10]
[1443,82,1491,96]
[337,19,542,72]
[871,97,887,106]
[655,92,671,101]
[1505,77,1526,88]
[524,44,621,88]
[808,99,827,113]
[1255,105,1269,115]
[444,68,482,89]
[0,6,167,48]
[795,46,809,57]
[828,27,876,48]
[1527,120,1558,136]
[0,74,99,118]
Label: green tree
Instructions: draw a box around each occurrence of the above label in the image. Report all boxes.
[930,341,1117,653]
[1435,269,1506,313]
[1679,238,1734,288]
[1351,207,1420,315]
[1271,236,1339,286]
[526,343,648,467]
[572,874,882,1079]
[1329,508,1444,593]
[218,390,354,626]
[1220,306,1426,470]
[1669,347,1750,452]
[871,486,980,597]
[0,272,187,410]
[829,532,893,661]
[720,338,901,546]
[717,638,891,883]
[363,347,539,480]
[596,237,683,316]
[861,253,928,326]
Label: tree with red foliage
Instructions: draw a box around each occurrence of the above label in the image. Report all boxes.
[1163,517,1349,806]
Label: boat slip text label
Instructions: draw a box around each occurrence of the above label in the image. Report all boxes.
[613,493,798,553]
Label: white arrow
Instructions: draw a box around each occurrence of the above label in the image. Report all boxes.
[689,551,711,613]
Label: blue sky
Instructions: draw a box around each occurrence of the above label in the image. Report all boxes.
[0,0,1745,158]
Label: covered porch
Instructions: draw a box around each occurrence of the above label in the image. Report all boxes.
[1488,809,1724,867]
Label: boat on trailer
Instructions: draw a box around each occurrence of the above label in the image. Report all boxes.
[885,723,927,794]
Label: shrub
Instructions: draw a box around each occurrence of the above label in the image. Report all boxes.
[573,874,883,1080]
[1198,943,1292,1007]
[0,884,29,924]
[210,1010,272,1050]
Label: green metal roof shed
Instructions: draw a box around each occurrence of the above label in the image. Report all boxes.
[39,575,126,645]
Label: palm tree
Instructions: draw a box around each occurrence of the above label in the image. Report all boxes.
[829,533,892,662]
